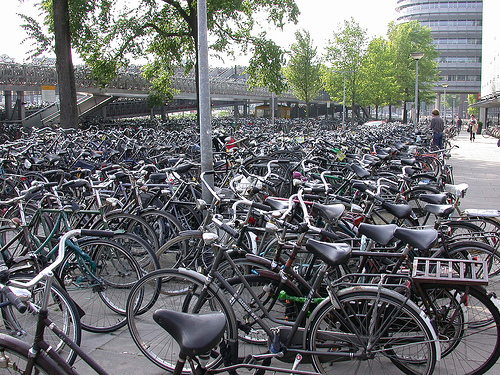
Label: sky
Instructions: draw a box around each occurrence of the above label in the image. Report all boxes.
[2,0,400,66]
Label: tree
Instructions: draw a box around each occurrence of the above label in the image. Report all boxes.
[22,0,299,103]
[283,30,323,120]
[322,18,368,124]
[52,0,78,129]
[358,37,397,120]
[467,94,480,117]
[387,21,440,123]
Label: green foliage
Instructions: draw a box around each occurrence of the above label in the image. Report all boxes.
[20,0,299,101]
[358,37,396,112]
[322,18,367,121]
[387,21,439,103]
[283,30,323,118]
[246,35,288,95]
[467,94,480,116]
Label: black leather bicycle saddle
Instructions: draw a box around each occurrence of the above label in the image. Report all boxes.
[153,310,227,358]
[305,238,351,267]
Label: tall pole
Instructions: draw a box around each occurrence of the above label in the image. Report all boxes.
[442,83,449,125]
[414,59,419,124]
[410,52,424,125]
[197,0,214,203]
[342,72,346,124]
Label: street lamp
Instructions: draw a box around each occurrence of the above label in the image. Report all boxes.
[410,52,425,124]
[442,83,449,124]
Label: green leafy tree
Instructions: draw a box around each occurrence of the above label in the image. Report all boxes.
[322,18,368,124]
[387,21,440,123]
[467,94,480,117]
[21,0,299,103]
[283,30,323,120]
[358,37,397,120]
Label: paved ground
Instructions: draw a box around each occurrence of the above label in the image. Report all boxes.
[71,130,500,374]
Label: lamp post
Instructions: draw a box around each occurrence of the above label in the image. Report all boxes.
[410,52,425,124]
[442,83,449,124]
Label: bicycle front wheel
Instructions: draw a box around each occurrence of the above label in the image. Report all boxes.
[307,287,437,375]
[4,278,81,366]
[57,238,142,333]
[0,334,64,374]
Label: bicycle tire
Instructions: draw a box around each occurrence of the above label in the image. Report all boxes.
[307,287,438,375]
[3,277,82,366]
[137,208,184,248]
[57,238,143,333]
[154,230,208,269]
[90,211,160,252]
[417,284,500,375]
[126,268,238,373]
[0,334,65,375]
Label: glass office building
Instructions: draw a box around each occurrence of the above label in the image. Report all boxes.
[396,0,483,119]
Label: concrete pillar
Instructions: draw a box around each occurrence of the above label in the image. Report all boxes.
[100,106,107,119]
[4,91,12,120]
[233,102,239,117]
[243,101,248,116]
[16,91,25,121]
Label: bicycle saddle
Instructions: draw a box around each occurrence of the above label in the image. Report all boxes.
[394,227,438,251]
[153,310,227,357]
[381,201,413,219]
[311,202,345,222]
[305,239,351,267]
[358,223,397,246]
[419,193,448,204]
[424,204,455,218]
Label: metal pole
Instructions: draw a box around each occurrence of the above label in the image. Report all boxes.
[271,92,275,126]
[414,59,419,124]
[342,72,346,124]
[197,0,214,203]
[443,88,446,124]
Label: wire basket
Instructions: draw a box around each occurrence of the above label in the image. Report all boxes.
[412,257,488,285]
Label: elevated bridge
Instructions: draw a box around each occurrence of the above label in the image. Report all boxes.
[0,62,334,126]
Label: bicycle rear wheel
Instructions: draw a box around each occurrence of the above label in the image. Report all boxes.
[418,284,500,375]
[57,238,142,333]
[307,287,437,375]
[126,268,237,373]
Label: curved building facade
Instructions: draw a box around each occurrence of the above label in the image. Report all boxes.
[396,0,483,119]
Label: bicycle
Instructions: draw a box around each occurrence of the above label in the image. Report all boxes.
[0,229,147,375]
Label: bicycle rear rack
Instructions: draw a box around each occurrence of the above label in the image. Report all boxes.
[412,257,488,285]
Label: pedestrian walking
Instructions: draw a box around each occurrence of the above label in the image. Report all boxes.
[430,109,445,150]
[456,116,462,133]
[469,115,478,142]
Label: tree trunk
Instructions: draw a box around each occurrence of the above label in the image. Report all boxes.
[53,0,78,129]
[402,101,408,124]
[388,104,392,122]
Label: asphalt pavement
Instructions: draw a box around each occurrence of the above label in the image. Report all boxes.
[72,130,500,374]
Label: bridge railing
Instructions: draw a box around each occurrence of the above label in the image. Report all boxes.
[1,62,297,100]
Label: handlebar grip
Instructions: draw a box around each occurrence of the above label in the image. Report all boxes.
[282,221,299,232]
[220,223,239,238]
[2,286,27,313]
[80,229,115,238]
[251,202,272,212]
